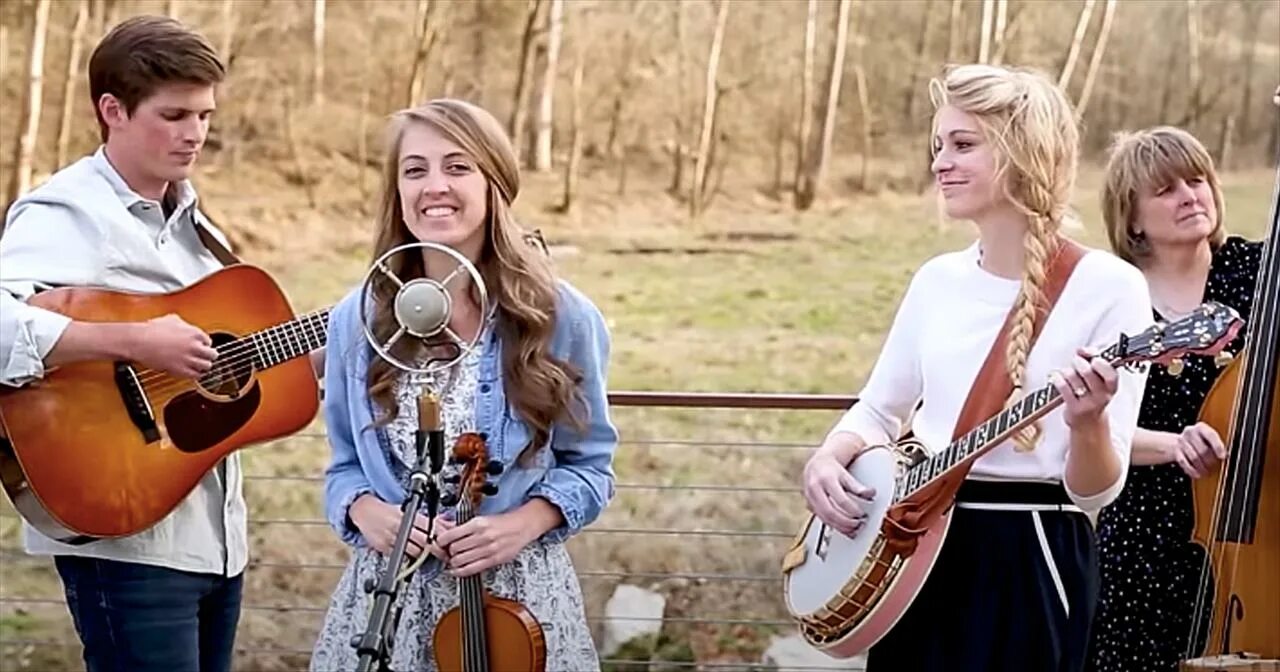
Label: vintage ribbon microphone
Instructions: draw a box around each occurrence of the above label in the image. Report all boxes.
[350,242,488,672]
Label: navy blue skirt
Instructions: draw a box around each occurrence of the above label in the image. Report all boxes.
[866,480,1099,672]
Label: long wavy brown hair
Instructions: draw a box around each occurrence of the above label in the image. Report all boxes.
[365,99,583,462]
[930,64,1080,451]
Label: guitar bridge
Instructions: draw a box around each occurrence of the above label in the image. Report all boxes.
[114,362,160,443]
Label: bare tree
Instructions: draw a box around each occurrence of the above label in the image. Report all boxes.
[0,24,8,196]
[946,0,962,63]
[558,28,587,214]
[668,0,687,195]
[1235,0,1266,159]
[990,0,1008,65]
[407,0,450,107]
[532,0,564,172]
[220,0,235,72]
[509,0,543,163]
[1186,0,1200,126]
[903,0,936,123]
[56,0,90,170]
[1058,0,1096,89]
[852,0,872,191]
[165,0,179,19]
[605,0,645,159]
[1075,0,1115,117]
[793,0,817,199]
[7,0,52,207]
[794,0,851,211]
[690,0,730,218]
[977,0,993,63]
[312,0,325,105]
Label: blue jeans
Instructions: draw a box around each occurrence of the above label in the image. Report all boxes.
[53,556,244,672]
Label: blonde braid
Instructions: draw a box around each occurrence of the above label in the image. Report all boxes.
[1005,213,1054,451]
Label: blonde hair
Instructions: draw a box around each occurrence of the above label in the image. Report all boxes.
[366,99,583,463]
[930,64,1080,451]
[1101,126,1227,265]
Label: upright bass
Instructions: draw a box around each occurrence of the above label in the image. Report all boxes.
[1181,89,1280,671]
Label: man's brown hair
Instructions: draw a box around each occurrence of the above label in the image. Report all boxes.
[88,15,225,141]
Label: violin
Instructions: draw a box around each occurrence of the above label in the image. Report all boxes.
[1181,95,1280,671]
[432,433,546,672]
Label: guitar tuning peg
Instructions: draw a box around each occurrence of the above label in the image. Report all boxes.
[481,483,498,497]
[1166,358,1185,377]
[486,461,504,476]
[442,474,461,485]
[440,493,459,508]
[1215,351,1234,368]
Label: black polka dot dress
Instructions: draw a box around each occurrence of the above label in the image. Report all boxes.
[1088,236,1263,672]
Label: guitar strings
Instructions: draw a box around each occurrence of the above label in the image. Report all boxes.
[132,308,329,386]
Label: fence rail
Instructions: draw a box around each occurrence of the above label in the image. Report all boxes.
[0,391,864,671]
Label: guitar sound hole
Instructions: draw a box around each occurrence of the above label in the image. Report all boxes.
[197,332,254,398]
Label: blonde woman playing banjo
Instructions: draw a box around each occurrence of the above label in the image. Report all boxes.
[799,65,1152,671]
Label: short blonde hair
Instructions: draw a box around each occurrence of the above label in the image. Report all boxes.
[1101,126,1226,264]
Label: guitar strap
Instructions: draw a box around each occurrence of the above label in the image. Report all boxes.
[194,217,240,267]
[881,237,1086,556]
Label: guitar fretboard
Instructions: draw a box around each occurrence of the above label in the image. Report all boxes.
[245,308,331,369]
[898,338,1126,500]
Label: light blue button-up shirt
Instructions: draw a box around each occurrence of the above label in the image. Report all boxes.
[322,280,618,580]
[0,147,247,577]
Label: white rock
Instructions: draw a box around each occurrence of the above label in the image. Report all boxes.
[600,584,666,658]
[761,634,865,671]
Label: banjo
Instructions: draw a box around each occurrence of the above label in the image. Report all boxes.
[782,302,1244,656]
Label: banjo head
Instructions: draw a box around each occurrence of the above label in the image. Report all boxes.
[784,445,901,617]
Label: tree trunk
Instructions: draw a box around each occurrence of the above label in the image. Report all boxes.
[1075,0,1115,118]
[532,0,563,172]
[904,0,935,123]
[165,0,179,19]
[946,0,962,62]
[1217,114,1235,170]
[792,0,817,198]
[1157,9,1180,124]
[558,33,586,214]
[509,0,542,164]
[407,0,450,107]
[977,0,993,64]
[1236,0,1264,158]
[282,87,317,209]
[220,0,235,72]
[690,0,730,219]
[56,0,90,170]
[668,0,687,195]
[990,0,1008,65]
[1058,0,1096,90]
[312,0,325,105]
[0,24,8,197]
[7,0,52,206]
[795,0,851,211]
[852,1,872,192]
[1186,0,1200,126]
[604,0,644,159]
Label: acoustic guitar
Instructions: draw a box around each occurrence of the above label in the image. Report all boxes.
[0,264,328,544]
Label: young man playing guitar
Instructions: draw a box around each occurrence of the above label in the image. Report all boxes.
[0,16,317,672]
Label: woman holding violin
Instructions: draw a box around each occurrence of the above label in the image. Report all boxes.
[1088,126,1265,672]
[309,99,618,671]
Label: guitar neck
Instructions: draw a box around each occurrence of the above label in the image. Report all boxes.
[245,308,331,369]
[899,338,1126,499]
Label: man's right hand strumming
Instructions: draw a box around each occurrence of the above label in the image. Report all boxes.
[45,312,218,379]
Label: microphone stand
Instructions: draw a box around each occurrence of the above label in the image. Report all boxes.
[352,393,446,672]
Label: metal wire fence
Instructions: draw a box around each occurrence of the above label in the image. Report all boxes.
[0,392,865,671]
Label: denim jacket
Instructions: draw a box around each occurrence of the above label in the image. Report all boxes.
[322,279,618,554]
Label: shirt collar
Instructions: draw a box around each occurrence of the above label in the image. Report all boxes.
[91,146,199,215]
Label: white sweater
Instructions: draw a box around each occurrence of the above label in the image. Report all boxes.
[829,242,1152,512]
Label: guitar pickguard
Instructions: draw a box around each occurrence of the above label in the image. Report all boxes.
[164,381,261,453]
